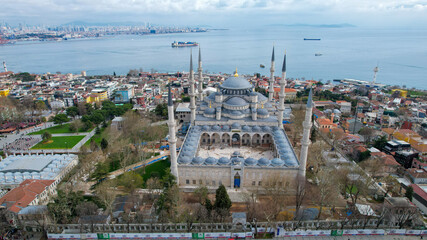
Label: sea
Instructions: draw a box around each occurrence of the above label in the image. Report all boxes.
[1,26,426,90]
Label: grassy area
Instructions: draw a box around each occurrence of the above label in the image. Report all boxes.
[29,123,93,135]
[31,135,85,149]
[135,159,170,184]
[84,133,103,147]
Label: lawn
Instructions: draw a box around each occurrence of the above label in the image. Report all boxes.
[29,123,92,135]
[31,135,86,149]
[84,134,103,147]
[135,158,170,184]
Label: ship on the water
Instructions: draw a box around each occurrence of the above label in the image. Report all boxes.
[171,41,199,47]
[0,37,11,45]
[304,38,321,41]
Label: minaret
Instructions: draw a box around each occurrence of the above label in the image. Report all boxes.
[167,83,179,183]
[268,46,275,102]
[3,61,7,72]
[278,52,286,128]
[299,88,313,178]
[189,52,196,124]
[197,47,203,101]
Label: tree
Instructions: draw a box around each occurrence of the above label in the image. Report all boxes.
[42,131,52,143]
[294,175,306,221]
[95,126,101,135]
[214,185,232,216]
[194,186,209,204]
[76,201,99,217]
[96,181,117,214]
[154,103,168,118]
[358,150,371,162]
[118,172,143,193]
[373,135,388,151]
[317,169,339,219]
[52,113,69,125]
[405,186,414,201]
[100,138,108,150]
[382,175,400,197]
[69,119,83,133]
[66,106,79,118]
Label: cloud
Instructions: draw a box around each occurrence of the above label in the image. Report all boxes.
[0,0,426,26]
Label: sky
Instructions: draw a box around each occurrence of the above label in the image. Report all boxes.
[1,0,427,27]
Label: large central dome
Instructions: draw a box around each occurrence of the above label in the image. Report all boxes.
[221,76,253,90]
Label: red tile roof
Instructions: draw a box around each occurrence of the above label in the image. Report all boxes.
[0,179,55,213]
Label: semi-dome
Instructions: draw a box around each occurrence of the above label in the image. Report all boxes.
[245,157,257,166]
[225,97,248,106]
[258,158,270,166]
[205,157,217,165]
[218,157,230,165]
[192,157,204,165]
[271,158,285,167]
[231,122,241,129]
[257,108,269,115]
[204,108,216,114]
[221,76,253,89]
[179,156,191,164]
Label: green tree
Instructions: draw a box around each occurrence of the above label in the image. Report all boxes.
[182,96,190,102]
[100,138,108,150]
[118,172,143,193]
[95,126,101,135]
[373,136,388,151]
[154,103,168,118]
[405,186,414,201]
[358,150,371,162]
[83,120,93,131]
[52,114,69,125]
[69,120,83,133]
[66,106,79,118]
[214,184,232,215]
[90,111,105,124]
[42,131,52,143]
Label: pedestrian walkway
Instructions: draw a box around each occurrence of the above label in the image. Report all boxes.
[277,236,421,240]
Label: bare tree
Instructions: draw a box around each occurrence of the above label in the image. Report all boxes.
[96,181,117,214]
[316,169,339,219]
[294,175,306,222]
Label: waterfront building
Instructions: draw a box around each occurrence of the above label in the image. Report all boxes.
[167,49,313,191]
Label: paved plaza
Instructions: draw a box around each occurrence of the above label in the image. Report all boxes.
[197,145,275,159]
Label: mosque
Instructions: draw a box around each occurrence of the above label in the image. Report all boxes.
[167,48,313,191]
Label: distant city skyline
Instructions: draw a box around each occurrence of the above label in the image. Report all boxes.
[1,0,426,28]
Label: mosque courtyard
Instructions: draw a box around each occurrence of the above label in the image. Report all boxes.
[197,145,275,159]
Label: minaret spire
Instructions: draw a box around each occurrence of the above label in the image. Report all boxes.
[268,46,275,102]
[3,61,7,72]
[277,52,286,128]
[197,47,203,101]
[299,87,313,179]
[167,83,179,183]
[189,51,196,124]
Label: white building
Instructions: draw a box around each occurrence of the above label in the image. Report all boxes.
[50,100,65,110]
[0,154,78,190]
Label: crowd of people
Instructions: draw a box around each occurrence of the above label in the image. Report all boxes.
[3,136,41,151]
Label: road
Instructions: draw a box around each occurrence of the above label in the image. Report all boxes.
[108,151,170,178]
[277,236,422,240]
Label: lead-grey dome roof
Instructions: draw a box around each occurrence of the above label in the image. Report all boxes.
[204,108,216,114]
[221,76,253,89]
[225,97,248,106]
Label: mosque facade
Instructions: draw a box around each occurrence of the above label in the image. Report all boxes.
[167,48,313,191]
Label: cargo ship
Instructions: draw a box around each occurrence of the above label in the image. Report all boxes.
[0,37,11,45]
[171,41,199,47]
[304,38,321,41]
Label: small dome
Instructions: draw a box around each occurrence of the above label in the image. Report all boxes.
[179,156,191,164]
[202,125,210,131]
[231,122,241,129]
[222,125,230,131]
[193,126,201,131]
[258,158,270,166]
[211,125,221,131]
[233,151,241,156]
[242,125,251,132]
[272,126,279,131]
[225,97,248,106]
[257,108,269,115]
[271,158,284,167]
[192,157,204,165]
[262,126,271,132]
[284,158,298,167]
[218,157,230,165]
[252,126,261,132]
[250,92,257,96]
[245,158,257,166]
[204,108,216,114]
[221,76,253,89]
[231,157,242,165]
[205,157,217,165]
